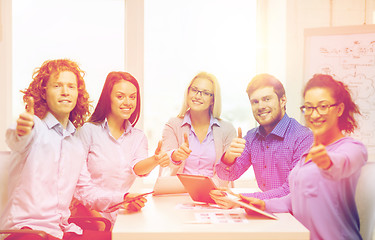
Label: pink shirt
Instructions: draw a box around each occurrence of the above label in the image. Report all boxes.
[76,120,148,224]
[0,113,124,239]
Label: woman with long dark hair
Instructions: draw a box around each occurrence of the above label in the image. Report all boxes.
[71,71,169,229]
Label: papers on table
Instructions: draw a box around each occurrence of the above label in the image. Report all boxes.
[191,212,249,224]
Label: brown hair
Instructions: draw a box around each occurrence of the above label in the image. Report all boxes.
[89,71,141,127]
[246,73,285,99]
[303,74,360,134]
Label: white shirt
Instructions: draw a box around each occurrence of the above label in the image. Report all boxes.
[76,120,148,224]
[0,113,124,239]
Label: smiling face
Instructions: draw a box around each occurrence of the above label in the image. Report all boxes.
[248,86,286,134]
[303,87,344,139]
[187,77,214,114]
[108,80,137,122]
[45,71,78,124]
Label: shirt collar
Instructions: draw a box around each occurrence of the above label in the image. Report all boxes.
[182,112,191,126]
[44,112,76,135]
[257,113,291,138]
[182,111,220,128]
[102,118,133,135]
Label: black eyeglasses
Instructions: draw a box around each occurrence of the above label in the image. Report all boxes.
[300,103,339,115]
[189,87,214,98]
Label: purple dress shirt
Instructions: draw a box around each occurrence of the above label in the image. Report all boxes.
[216,114,313,199]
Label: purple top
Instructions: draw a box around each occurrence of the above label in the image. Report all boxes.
[181,113,218,177]
[265,137,367,240]
[216,114,313,199]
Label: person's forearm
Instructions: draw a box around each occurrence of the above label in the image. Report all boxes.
[245,184,290,200]
[133,157,158,176]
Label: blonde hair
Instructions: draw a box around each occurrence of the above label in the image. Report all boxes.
[177,71,222,119]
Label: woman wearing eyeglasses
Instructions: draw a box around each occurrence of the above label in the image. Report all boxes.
[241,74,367,240]
[160,72,236,187]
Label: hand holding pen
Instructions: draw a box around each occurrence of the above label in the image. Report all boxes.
[209,188,239,209]
[109,191,153,212]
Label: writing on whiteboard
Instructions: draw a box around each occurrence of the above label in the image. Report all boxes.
[305,32,375,158]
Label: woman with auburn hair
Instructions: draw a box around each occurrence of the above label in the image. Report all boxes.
[70,71,169,229]
[239,74,367,240]
[160,72,236,187]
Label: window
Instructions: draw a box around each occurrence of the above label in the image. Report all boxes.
[143,0,257,185]
[12,0,125,121]
[11,0,257,188]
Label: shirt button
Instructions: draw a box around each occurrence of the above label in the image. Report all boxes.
[266,146,269,149]
[264,165,267,168]
[263,183,266,187]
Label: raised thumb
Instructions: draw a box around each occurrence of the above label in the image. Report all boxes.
[155,140,162,155]
[313,130,320,146]
[237,127,242,138]
[183,133,189,147]
[26,97,35,115]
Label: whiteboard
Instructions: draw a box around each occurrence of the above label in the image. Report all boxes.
[304,25,375,160]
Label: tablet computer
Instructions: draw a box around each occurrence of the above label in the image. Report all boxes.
[152,176,187,195]
[177,173,218,204]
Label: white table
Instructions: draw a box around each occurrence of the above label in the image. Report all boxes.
[112,192,309,240]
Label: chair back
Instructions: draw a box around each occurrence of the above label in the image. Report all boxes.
[356,161,375,240]
[0,151,11,213]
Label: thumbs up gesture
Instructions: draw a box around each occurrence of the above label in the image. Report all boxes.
[154,140,170,168]
[223,127,246,165]
[16,97,35,137]
[308,131,332,170]
[171,132,192,163]
[237,127,242,139]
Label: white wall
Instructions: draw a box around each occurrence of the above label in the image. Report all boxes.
[0,0,12,151]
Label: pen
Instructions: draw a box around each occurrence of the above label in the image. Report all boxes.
[108,191,154,210]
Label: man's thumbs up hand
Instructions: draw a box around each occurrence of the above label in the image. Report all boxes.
[16,97,35,136]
